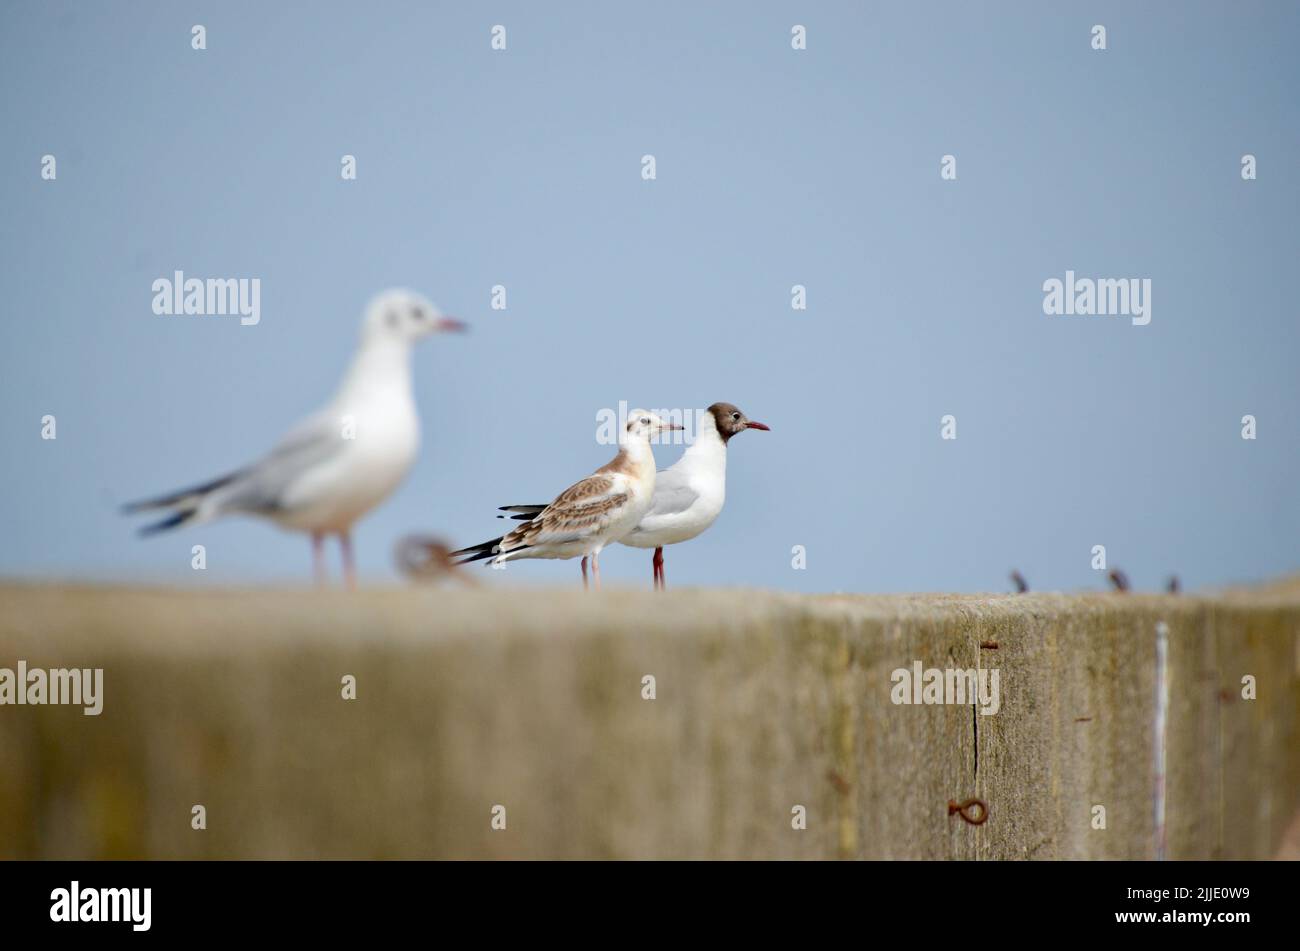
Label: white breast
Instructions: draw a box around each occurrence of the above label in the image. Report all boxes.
[597,466,657,549]
[620,446,726,549]
[276,389,419,533]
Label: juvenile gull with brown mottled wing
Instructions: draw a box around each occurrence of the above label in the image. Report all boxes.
[495,402,769,589]
[451,410,681,588]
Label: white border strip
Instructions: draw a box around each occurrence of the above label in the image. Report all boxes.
[1153,620,1170,860]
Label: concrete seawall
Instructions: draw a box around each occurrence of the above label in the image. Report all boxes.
[0,583,1296,859]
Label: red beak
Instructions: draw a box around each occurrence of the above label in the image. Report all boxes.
[436,317,468,333]
[745,421,770,431]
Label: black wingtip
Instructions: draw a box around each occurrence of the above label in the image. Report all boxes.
[496,504,544,522]
[449,536,505,559]
[122,472,240,516]
[137,509,196,537]
[452,548,499,567]
[456,543,535,567]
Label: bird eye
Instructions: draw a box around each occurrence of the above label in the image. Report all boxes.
[412,306,425,321]
[640,417,649,425]
[731,412,740,420]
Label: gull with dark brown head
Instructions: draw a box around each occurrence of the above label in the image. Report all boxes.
[451,410,682,588]
[496,402,769,589]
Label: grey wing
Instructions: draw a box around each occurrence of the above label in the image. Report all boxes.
[209,410,348,515]
[635,469,700,527]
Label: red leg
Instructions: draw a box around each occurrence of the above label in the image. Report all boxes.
[339,531,356,590]
[592,552,601,590]
[581,556,589,591]
[312,532,327,586]
[652,547,664,591]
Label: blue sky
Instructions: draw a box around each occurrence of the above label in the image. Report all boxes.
[2,1,1297,592]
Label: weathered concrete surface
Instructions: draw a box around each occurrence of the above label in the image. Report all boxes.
[0,583,1296,859]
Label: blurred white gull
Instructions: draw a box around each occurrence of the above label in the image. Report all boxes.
[123,289,465,586]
